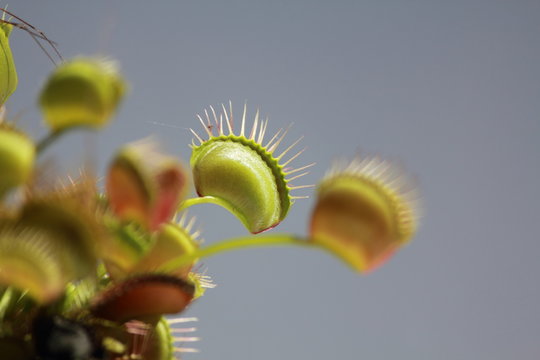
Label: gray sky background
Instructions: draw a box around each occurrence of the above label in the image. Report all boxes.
[6,1,540,359]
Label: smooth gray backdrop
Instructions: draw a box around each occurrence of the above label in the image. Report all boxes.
[6,1,540,359]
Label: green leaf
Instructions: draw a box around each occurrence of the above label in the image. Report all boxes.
[0,23,17,105]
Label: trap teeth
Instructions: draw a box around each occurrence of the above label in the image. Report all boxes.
[309,156,419,273]
[18,199,98,279]
[0,225,68,303]
[189,104,312,233]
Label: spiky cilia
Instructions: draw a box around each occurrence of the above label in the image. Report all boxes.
[189,103,313,233]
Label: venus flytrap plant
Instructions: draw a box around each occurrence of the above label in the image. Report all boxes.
[309,156,419,272]
[0,9,122,156]
[132,216,201,278]
[0,178,104,307]
[90,274,195,323]
[183,103,314,233]
[20,207,96,278]
[0,8,421,360]
[37,58,126,153]
[106,138,188,232]
[0,225,69,304]
[0,123,35,199]
[39,58,126,132]
[162,138,419,276]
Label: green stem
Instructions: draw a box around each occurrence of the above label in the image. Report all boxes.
[36,125,95,155]
[36,130,65,154]
[160,233,312,273]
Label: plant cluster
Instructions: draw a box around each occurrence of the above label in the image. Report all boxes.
[0,10,419,360]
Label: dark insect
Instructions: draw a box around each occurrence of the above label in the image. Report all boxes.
[32,314,104,360]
